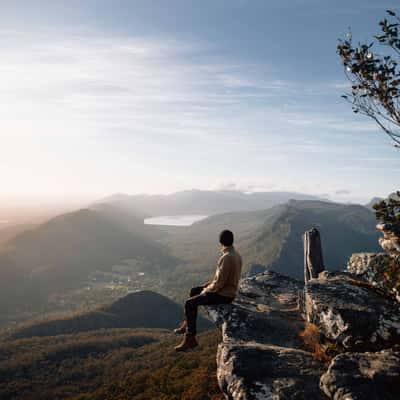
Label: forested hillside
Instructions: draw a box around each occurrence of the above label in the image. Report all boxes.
[9,290,211,340]
[0,208,175,325]
[0,328,224,400]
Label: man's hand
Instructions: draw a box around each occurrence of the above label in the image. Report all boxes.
[200,285,209,295]
[200,281,211,294]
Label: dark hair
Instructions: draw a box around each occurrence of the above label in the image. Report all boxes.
[219,230,234,246]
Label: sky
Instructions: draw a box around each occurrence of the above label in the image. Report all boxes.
[1,0,399,205]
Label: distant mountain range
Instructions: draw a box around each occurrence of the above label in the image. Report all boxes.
[95,189,321,216]
[10,290,211,339]
[365,192,399,210]
[365,197,384,210]
[244,200,381,278]
[0,191,383,326]
[163,200,381,280]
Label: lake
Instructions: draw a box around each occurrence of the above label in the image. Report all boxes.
[144,214,208,226]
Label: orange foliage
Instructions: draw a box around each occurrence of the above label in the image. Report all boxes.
[298,322,330,363]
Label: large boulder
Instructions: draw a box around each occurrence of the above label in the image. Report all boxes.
[218,342,326,400]
[347,253,390,279]
[305,272,400,351]
[208,272,305,347]
[207,271,328,399]
[320,348,400,400]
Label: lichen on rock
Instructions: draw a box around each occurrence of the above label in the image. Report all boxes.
[207,271,328,399]
[347,252,400,302]
[206,232,400,400]
[320,348,400,400]
[305,272,400,351]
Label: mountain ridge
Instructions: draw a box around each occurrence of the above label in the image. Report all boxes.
[94,189,322,217]
[163,200,381,279]
[9,290,211,339]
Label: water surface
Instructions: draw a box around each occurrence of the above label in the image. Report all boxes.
[144,214,208,226]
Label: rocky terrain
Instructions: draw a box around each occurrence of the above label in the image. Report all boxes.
[207,226,400,400]
[208,271,327,399]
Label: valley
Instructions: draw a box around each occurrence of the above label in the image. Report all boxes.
[0,191,382,330]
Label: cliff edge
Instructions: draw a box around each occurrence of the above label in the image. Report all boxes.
[207,226,400,400]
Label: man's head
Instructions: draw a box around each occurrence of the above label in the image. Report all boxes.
[219,229,234,247]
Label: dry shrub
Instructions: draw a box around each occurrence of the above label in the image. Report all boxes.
[298,322,330,363]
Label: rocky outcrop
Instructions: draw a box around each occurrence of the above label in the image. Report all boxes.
[376,223,400,259]
[305,271,400,351]
[208,223,400,400]
[208,269,400,399]
[347,252,390,278]
[320,348,400,400]
[217,342,326,400]
[207,271,328,399]
[347,253,400,302]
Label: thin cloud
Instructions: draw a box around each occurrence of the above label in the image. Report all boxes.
[0,30,297,142]
[1,27,399,202]
[211,180,278,193]
[335,189,351,195]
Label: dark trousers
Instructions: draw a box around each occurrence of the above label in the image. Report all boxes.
[184,285,233,336]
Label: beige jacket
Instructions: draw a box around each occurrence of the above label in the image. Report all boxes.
[202,245,242,298]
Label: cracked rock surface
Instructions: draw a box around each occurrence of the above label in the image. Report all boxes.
[305,272,400,351]
[207,271,328,400]
[320,348,400,400]
[347,252,400,303]
[207,270,400,400]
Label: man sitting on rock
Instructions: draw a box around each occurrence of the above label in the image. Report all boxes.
[174,229,243,351]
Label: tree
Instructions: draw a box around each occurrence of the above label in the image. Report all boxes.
[338,12,400,296]
[338,10,400,226]
[373,191,400,226]
[337,9,400,148]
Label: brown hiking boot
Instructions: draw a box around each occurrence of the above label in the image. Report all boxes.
[174,335,198,352]
[173,320,187,335]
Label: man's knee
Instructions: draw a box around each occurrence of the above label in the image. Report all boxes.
[185,298,197,311]
[189,286,203,297]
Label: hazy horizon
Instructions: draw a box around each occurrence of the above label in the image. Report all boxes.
[0,186,386,213]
